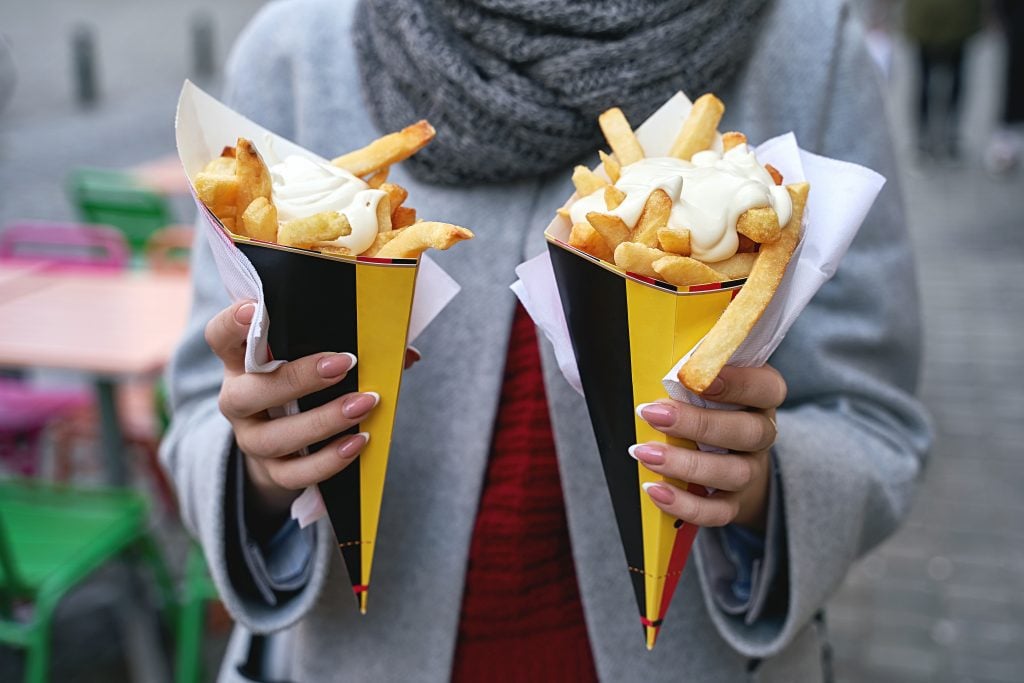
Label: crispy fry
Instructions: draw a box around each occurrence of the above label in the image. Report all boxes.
[586,211,631,251]
[631,189,672,247]
[331,120,436,177]
[205,155,236,174]
[604,185,627,210]
[678,183,809,393]
[240,197,279,243]
[569,222,614,262]
[656,227,691,256]
[375,222,474,258]
[316,244,352,257]
[194,173,239,230]
[362,228,407,257]
[392,206,417,229]
[598,107,645,166]
[765,164,783,185]
[375,194,392,232]
[572,165,607,196]
[599,150,621,183]
[235,138,273,212]
[652,255,725,286]
[721,131,747,152]
[278,211,351,248]
[613,242,670,279]
[736,206,781,243]
[219,146,236,159]
[380,182,408,213]
[366,166,390,189]
[706,252,757,280]
[669,93,725,161]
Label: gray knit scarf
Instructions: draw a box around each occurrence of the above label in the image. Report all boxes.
[354,0,770,184]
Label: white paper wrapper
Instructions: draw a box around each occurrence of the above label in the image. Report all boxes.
[176,80,461,525]
[513,91,886,419]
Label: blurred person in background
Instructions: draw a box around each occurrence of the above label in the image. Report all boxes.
[986,0,1024,173]
[903,0,983,160]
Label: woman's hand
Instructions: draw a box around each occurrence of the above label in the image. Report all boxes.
[633,365,786,531]
[204,300,381,518]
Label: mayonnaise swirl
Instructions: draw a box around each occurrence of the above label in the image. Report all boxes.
[270,155,384,255]
[568,145,792,263]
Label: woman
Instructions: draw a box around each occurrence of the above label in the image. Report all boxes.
[162,0,931,680]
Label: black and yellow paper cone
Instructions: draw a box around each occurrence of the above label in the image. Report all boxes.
[239,239,417,612]
[546,231,743,649]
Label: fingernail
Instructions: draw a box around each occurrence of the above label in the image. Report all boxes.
[704,377,724,396]
[342,392,380,419]
[318,353,357,378]
[637,402,676,427]
[642,482,675,505]
[629,443,665,466]
[337,432,369,459]
[234,302,256,325]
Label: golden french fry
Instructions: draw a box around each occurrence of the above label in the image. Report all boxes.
[657,227,691,256]
[380,183,408,213]
[240,197,279,243]
[706,252,757,280]
[331,120,436,177]
[721,131,747,152]
[392,206,417,229]
[569,222,614,262]
[375,195,393,233]
[599,150,621,183]
[679,183,809,393]
[556,207,571,219]
[765,164,783,185]
[278,211,351,248]
[235,138,273,212]
[631,189,672,247]
[362,228,407,257]
[205,155,236,175]
[366,166,390,189]
[652,255,725,286]
[598,107,645,166]
[604,185,626,210]
[572,165,607,196]
[586,211,630,251]
[194,173,239,229]
[613,242,670,279]
[669,93,725,160]
[736,206,781,243]
[375,221,474,258]
[316,244,352,257]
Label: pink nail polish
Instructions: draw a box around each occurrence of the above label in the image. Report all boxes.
[318,353,356,378]
[642,482,675,505]
[234,302,256,325]
[629,443,665,466]
[338,432,369,459]
[637,403,676,427]
[342,392,380,419]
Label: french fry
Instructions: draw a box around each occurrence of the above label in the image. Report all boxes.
[556,207,571,220]
[331,120,436,177]
[613,242,670,279]
[656,227,691,256]
[569,222,614,262]
[194,173,239,230]
[375,222,474,258]
[572,165,607,196]
[599,150,621,183]
[380,183,408,212]
[586,211,631,251]
[278,211,351,248]
[631,189,673,247]
[706,252,757,280]
[669,93,725,161]
[765,164,783,185]
[736,206,781,243]
[362,228,407,257]
[317,244,352,257]
[721,131,747,152]
[604,185,627,210]
[375,195,393,233]
[366,167,390,189]
[241,197,279,243]
[392,206,417,229]
[205,155,236,174]
[598,107,645,166]
[652,255,726,286]
[235,138,273,211]
[678,183,809,393]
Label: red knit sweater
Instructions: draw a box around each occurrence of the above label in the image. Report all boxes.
[451,305,598,682]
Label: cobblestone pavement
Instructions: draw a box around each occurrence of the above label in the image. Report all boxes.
[1,4,1022,682]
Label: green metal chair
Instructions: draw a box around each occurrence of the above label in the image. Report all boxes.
[175,543,219,683]
[67,168,176,257]
[0,480,175,682]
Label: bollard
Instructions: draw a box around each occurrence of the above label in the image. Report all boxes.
[72,24,98,106]
[191,12,215,78]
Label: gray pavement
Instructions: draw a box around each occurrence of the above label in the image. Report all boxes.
[1,3,1023,682]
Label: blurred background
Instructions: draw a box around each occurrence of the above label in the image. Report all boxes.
[0,1,1020,681]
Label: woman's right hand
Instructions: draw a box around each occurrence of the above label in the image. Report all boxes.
[204,300,379,519]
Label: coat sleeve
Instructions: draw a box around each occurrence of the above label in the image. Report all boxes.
[158,0,335,633]
[695,15,933,656]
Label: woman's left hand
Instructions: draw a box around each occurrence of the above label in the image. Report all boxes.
[632,365,786,532]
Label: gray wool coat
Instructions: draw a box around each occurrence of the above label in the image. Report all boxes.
[160,0,933,680]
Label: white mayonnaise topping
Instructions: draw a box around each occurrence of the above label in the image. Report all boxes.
[270,155,384,256]
[568,145,792,263]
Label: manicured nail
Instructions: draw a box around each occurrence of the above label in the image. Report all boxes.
[629,443,665,466]
[637,402,676,427]
[234,302,256,325]
[318,353,357,378]
[704,377,725,396]
[342,392,380,419]
[338,432,369,459]
[642,482,675,505]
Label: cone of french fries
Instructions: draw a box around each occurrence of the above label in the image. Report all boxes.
[175,81,471,613]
